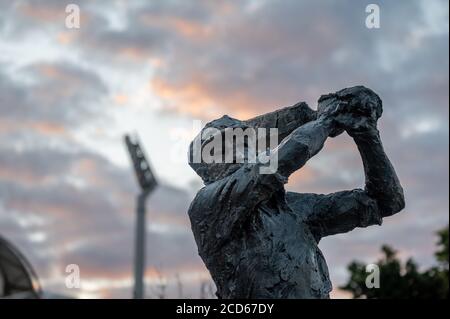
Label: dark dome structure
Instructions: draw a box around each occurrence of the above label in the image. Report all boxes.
[0,235,41,298]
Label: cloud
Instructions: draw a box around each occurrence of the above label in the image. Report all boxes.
[145,0,447,120]
[0,62,107,130]
[0,143,205,298]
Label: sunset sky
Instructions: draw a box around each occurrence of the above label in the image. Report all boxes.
[0,0,448,298]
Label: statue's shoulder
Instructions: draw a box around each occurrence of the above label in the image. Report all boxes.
[285,191,322,220]
[187,181,223,218]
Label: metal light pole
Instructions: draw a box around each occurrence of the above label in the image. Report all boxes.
[124,134,158,299]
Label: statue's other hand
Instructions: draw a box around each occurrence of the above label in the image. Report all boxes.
[333,93,381,138]
[334,112,378,137]
[317,86,382,138]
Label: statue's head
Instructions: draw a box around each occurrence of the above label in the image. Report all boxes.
[188,103,316,184]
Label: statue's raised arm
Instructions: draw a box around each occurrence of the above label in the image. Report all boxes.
[287,86,405,241]
[187,86,405,299]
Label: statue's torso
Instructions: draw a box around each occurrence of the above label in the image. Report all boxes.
[189,193,332,299]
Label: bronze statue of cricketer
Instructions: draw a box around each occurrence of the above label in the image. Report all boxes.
[187,86,405,299]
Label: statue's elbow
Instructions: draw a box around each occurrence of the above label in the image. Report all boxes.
[382,187,405,217]
[392,191,406,214]
[398,182,406,207]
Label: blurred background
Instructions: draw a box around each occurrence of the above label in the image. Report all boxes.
[0,0,448,298]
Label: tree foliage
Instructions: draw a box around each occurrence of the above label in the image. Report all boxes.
[341,226,449,299]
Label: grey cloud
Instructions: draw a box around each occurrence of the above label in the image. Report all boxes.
[0,62,107,128]
[147,0,439,113]
[0,144,204,296]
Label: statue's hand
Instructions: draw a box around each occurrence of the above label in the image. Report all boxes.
[333,99,380,138]
[317,86,382,138]
[334,110,378,138]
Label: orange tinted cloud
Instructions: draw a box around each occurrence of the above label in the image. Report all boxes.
[31,122,67,135]
[151,77,263,120]
[171,18,212,39]
[35,64,82,84]
[139,14,212,40]
[119,47,149,61]
[18,3,65,22]
[68,264,211,298]
[0,119,66,136]
[57,32,77,45]
[0,168,49,186]
[152,77,220,119]
[113,94,129,105]
[69,158,115,190]
[37,65,62,78]
[18,2,91,27]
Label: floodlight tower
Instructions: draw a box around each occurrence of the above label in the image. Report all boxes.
[124,134,158,299]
